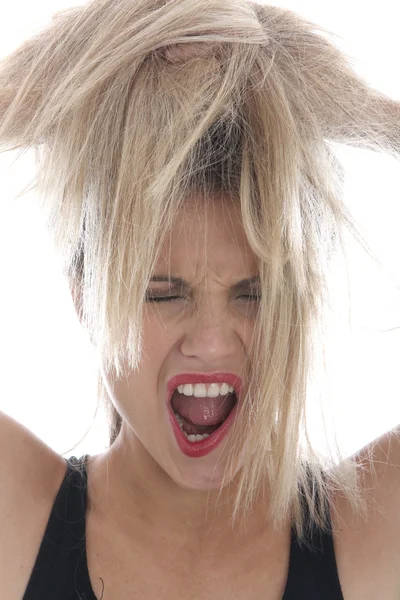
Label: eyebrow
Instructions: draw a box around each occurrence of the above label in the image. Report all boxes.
[149,275,260,292]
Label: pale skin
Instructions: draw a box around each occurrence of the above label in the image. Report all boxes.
[70,194,290,575]
[64,192,400,600]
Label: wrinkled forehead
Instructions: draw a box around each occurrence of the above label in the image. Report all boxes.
[163,193,245,245]
[155,194,259,283]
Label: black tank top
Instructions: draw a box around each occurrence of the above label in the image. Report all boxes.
[22,455,345,600]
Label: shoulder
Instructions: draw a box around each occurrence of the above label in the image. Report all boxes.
[0,410,67,494]
[345,425,400,531]
[330,425,400,600]
[0,410,67,599]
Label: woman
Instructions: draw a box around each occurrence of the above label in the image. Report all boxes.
[0,0,399,598]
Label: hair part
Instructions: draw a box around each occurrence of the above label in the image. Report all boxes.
[1,0,399,547]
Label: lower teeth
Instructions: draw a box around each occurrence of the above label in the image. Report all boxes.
[173,411,210,443]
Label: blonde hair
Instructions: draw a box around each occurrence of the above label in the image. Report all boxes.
[1,0,399,547]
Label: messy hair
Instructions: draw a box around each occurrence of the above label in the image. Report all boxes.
[1,0,399,547]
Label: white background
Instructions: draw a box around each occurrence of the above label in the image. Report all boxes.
[0,0,399,460]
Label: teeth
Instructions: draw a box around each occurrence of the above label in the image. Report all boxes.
[187,434,209,442]
[177,382,235,397]
[174,411,184,426]
[173,411,210,443]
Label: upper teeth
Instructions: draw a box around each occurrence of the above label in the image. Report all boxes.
[176,382,235,398]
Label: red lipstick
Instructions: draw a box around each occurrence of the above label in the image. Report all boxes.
[166,372,242,458]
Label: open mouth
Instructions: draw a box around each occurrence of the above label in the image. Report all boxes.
[172,393,238,442]
[168,387,238,452]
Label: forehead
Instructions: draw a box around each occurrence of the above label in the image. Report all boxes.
[155,194,258,280]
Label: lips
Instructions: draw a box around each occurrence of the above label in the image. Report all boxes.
[165,373,244,458]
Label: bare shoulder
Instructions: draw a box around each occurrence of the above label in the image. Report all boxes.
[0,410,67,494]
[0,410,67,599]
[330,425,400,600]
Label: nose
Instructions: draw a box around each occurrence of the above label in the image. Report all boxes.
[179,299,239,362]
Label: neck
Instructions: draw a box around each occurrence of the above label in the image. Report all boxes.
[87,427,273,552]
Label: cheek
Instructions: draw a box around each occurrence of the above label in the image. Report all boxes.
[112,376,157,437]
[114,323,170,413]
[142,314,174,358]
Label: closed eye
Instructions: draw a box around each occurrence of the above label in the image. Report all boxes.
[145,295,261,303]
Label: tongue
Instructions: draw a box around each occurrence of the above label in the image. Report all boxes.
[171,391,236,426]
